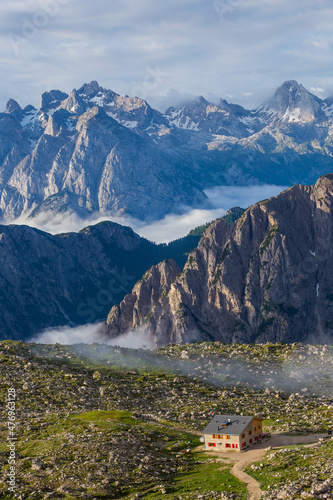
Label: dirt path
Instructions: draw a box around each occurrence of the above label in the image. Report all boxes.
[206,433,327,500]
[230,449,265,500]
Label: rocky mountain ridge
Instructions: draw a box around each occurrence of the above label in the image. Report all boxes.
[0,220,206,341]
[3,80,333,220]
[105,174,333,346]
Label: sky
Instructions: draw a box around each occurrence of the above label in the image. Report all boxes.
[1,0,333,111]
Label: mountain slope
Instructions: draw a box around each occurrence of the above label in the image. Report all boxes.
[2,80,333,221]
[0,102,205,220]
[256,80,325,124]
[104,174,333,346]
[0,217,214,341]
[0,221,155,340]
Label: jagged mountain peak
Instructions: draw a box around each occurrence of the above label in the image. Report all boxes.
[4,98,22,114]
[75,81,118,105]
[166,95,209,113]
[194,95,210,106]
[77,80,103,96]
[273,79,321,105]
[279,79,303,91]
[40,89,68,114]
[2,79,333,225]
[257,79,324,124]
[58,82,165,133]
[104,175,333,346]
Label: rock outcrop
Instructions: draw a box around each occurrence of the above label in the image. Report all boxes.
[104,174,333,346]
[106,259,180,337]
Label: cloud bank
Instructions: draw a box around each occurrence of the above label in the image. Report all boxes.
[13,184,289,243]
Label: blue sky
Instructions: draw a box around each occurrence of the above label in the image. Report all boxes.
[1,0,333,111]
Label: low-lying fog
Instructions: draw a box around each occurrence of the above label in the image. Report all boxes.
[11,184,289,243]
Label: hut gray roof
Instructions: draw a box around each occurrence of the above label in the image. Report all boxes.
[202,415,261,436]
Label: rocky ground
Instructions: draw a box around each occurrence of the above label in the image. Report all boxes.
[0,341,332,499]
[247,440,333,499]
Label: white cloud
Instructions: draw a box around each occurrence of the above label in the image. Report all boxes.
[11,184,289,243]
[30,323,104,345]
[30,322,155,349]
[310,86,325,94]
[204,184,290,211]
[1,0,333,111]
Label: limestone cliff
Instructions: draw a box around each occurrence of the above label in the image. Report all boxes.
[106,259,180,337]
[105,175,333,346]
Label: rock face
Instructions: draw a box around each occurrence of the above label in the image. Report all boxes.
[257,80,325,123]
[106,259,181,337]
[0,82,206,221]
[0,221,160,340]
[3,80,333,221]
[105,174,333,346]
[0,220,202,341]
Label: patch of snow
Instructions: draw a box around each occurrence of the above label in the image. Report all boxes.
[184,116,199,131]
[239,116,257,126]
[105,111,117,120]
[216,126,229,134]
[316,283,320,297]
[282,106,302,123]
[121,120,138,129]
[66,119,76,131]
[44,100,62,116]
[21,109,38,128]
[256,106,279,124]
[207,135,239,149]
[167,109,183,128]
[168,112,199,131]
[310,250,316,256]
[47,107,58,116]
[322,103,333,118]
[89,95,105,106]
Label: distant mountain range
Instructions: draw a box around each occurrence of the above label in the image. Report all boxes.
[2,80,333,221]
[105,175,333,346]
